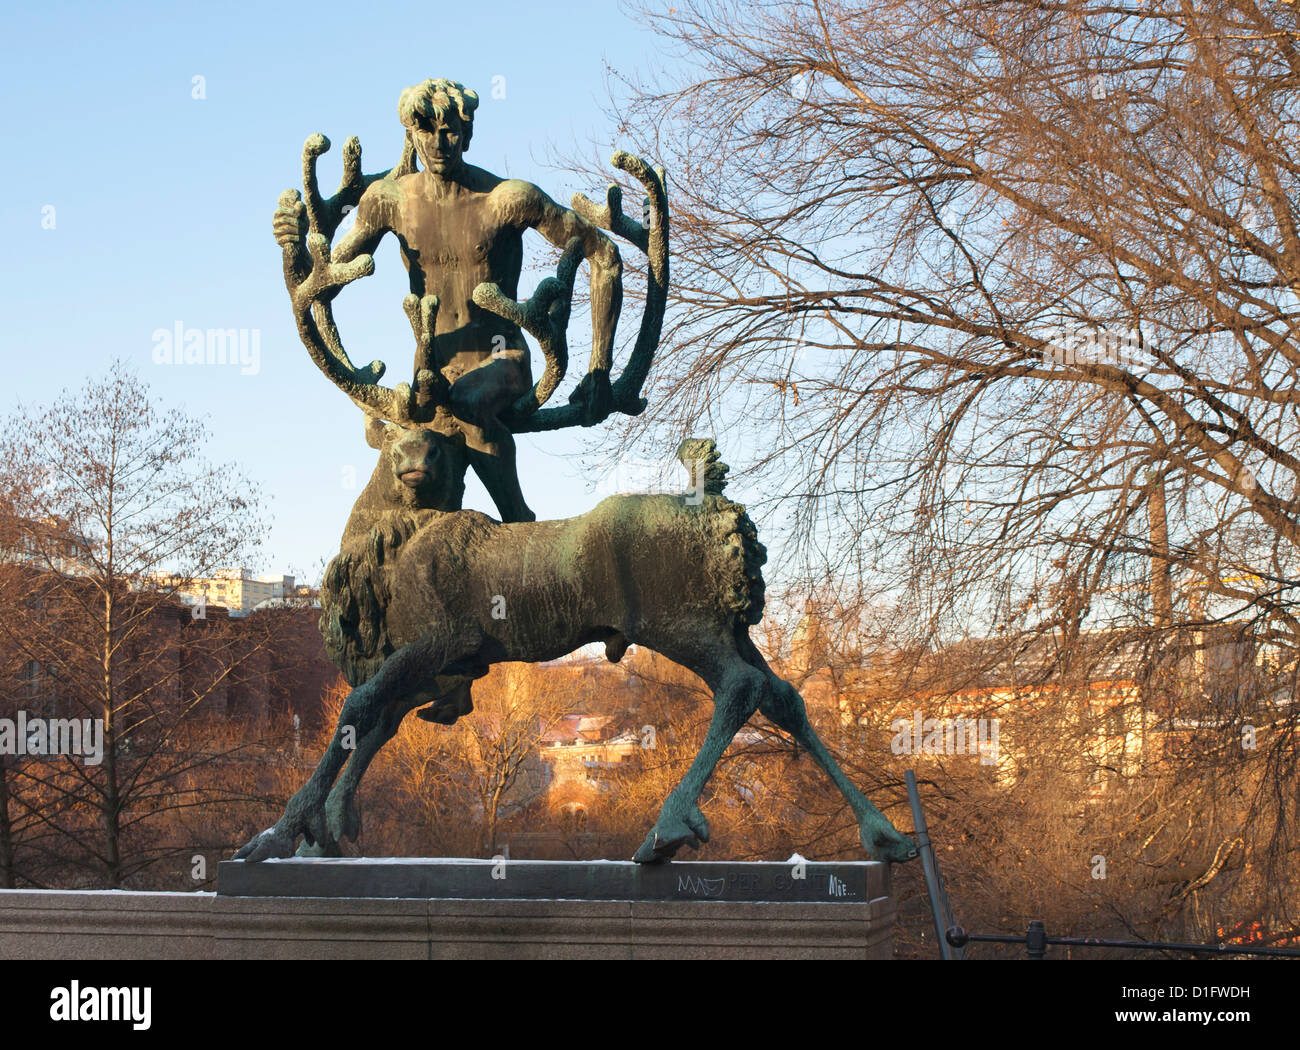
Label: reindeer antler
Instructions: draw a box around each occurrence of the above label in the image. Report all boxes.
[283,133,433,424]
[281,211,399,418]
[403,292,449,415]
[473,151,669,434]
[301,131,417,243]
[473,238,584,424]
[585,151,669,419]
[284,138,667,432]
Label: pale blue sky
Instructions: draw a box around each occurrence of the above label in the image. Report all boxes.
[1,0,678,580]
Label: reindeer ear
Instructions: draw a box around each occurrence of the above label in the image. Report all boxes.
[363,416,387,449]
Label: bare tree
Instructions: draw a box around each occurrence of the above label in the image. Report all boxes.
[597,0,1296,623]
[371,663,572,856]
[0,361,273,887]
[576,0,1299,928]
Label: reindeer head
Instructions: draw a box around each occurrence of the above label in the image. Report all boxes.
[362,417,467,514]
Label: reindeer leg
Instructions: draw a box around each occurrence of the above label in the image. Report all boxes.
[297,707,404,856]
[633,657,764,863]
[758,679,917,862]
[234,641,433,862]
[326,663,485,846]
[306,683,468,853]
[416,678,475,724]
[738,635,918,863]
[324,695,416,844]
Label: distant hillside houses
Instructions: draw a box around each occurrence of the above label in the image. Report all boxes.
[784,601,1288,796]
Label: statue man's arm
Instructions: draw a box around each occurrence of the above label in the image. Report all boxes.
[506,182,623,400]
[274,183,392,288]
[331,184,395,265]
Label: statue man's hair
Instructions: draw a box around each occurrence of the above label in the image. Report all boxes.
[398,78,479,147]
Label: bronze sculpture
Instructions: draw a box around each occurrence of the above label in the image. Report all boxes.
[272,77,625,524]
[236,79,917,865]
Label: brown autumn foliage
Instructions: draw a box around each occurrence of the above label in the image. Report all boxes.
[6,4,1298,959]
[550,0,1300,949]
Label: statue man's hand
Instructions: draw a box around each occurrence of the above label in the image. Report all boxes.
[273,193,308,249]
[568,369,614,426]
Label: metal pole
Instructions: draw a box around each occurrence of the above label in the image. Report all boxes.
[931,851,963,958]
[947,924,1300,958]
[905,769,953,960]
[1026,919,1048,959]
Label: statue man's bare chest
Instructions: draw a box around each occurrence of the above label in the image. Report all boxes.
[395,194,508,278]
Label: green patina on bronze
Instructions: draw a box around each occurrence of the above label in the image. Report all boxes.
[322,438,765,687]
[236,79,917,867]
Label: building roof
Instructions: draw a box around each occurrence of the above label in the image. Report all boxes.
[541,714,618,744]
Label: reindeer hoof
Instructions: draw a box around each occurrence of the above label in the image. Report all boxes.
[295,837,342,858]
[861,819,919,863]
[235,793,334,862]
[233,824,298,863]
[632,804,710,864]
[326,790,361,843]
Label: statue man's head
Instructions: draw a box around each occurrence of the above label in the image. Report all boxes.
[398,78,479,176]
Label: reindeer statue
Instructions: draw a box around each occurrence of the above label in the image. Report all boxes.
[236,79,917,865]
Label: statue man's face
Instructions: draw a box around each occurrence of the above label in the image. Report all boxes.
[411,110,467,176]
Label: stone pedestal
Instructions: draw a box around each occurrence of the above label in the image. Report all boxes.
[0,859,896,959]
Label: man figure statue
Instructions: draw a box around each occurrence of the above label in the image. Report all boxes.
[274,78,624,522]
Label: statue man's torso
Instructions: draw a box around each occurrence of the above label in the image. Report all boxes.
[378,166,531,381]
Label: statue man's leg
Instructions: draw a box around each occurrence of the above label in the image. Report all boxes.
[448,354,536,523]
[462,423,535,523]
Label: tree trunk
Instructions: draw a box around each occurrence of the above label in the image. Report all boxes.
[1147,472,1174,629]
[0,754,15,888]
[102,584,122,887]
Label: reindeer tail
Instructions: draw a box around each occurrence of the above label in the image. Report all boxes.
[678,437,767,625]
[677,437,730,495]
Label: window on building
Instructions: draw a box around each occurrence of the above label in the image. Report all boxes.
[20,660,40,700]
